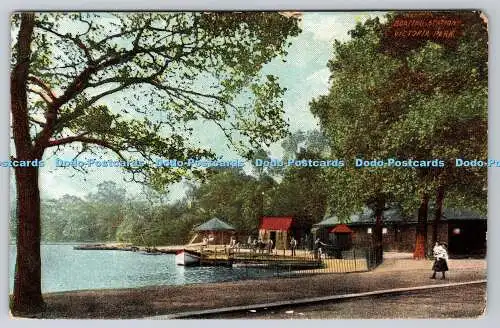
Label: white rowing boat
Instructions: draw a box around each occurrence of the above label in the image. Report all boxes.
[175,249,201,266]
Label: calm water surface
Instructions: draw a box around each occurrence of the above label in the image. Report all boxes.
[9,244,275,293]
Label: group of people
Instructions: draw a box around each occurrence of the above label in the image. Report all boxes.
[227,236,241,253]
[247,236,274,254]
[244,236,301,255]
[201,235,214,246]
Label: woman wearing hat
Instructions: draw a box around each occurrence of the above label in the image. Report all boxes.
[431,242,449,279]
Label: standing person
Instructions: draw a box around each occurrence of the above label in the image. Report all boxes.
[267,238,274,254]
[230,236,236,248]
[252,238,258,253]
[431,242,449,279]
[257,238,264,254]
[314,237,322,259]
[290,237,298,256]
[247,235,252,248]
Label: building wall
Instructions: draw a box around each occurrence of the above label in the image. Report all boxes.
[447,220,487,257]
[316,219,485,256]
[350,222,448,253]
[351,226,372,247]
[426,222,449,253]
[259,229,289,249]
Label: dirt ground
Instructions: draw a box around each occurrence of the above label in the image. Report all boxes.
[13,258,486,319]
[203,283,486,319]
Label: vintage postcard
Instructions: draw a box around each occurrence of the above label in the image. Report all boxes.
[8,11,487,319]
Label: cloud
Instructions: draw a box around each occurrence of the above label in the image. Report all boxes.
[301,12,387,43]
[301,13,356,42]
[306,67,331,89]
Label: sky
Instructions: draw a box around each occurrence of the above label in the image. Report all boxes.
[26,12,387,201]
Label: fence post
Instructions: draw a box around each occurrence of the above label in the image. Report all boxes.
[367,248,371,270]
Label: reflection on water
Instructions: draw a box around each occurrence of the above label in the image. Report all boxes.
[8,244,275,293]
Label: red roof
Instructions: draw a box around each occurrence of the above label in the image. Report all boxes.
[329,224,353,234]
[260,217,293,231]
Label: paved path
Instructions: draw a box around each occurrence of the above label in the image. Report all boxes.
[203,282,486,319]
[156,280,485,319]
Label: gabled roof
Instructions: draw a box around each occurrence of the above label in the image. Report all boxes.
[441,208,486,221]
[260,216,293,231]
[194,217,235,231]
[314,207,375,227]
[314,207,485,227]
[329,224,353,234]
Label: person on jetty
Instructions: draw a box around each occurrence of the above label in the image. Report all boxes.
[290,237,298,256]
[227,237,237,254]
[267,239,274,254]
[431,241,449,279]
[252,238,258,253]
[314,238,325,259]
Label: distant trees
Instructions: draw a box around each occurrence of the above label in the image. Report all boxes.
[267,131,330,228]
[27,129,332,246]
[33,182,126,242]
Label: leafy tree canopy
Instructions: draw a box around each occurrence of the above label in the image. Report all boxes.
[12,12,301,188]
[310,12,487,219]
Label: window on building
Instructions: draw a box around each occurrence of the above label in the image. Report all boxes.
[382,227,388,234]
[367,228,372,234]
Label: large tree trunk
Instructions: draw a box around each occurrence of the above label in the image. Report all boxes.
[11,13,44,315]
[432,186,445,247]
[413,193,430,259]
[374,210,384,264]
[372,197,385,265]
[12,166,44,314]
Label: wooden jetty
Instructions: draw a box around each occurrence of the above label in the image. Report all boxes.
[73,243,138,251]
[73,243,368,273]
[198,249,323,269]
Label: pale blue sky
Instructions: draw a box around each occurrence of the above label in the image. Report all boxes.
[35,12,387,201]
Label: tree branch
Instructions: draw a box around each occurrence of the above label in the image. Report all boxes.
[35,22,95,64]
[27,88,53,105]
[32,42,147,155]
[46,135,128,162]
[29,117,46,127]
[28,76,57,101]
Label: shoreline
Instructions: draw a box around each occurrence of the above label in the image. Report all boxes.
[11,258,486,319]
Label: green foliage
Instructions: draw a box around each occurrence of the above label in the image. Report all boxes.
[31,129,333,245]
[188,169,270,234]
[13,12,301,188]
[36,182,126,242]
[310,12,487,219]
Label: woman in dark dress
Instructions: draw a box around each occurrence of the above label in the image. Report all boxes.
[431,242,449,279]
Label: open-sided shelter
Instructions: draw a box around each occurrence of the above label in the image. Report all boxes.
[189,217,236,245]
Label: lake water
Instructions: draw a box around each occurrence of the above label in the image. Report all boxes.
[8,244,275,293]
